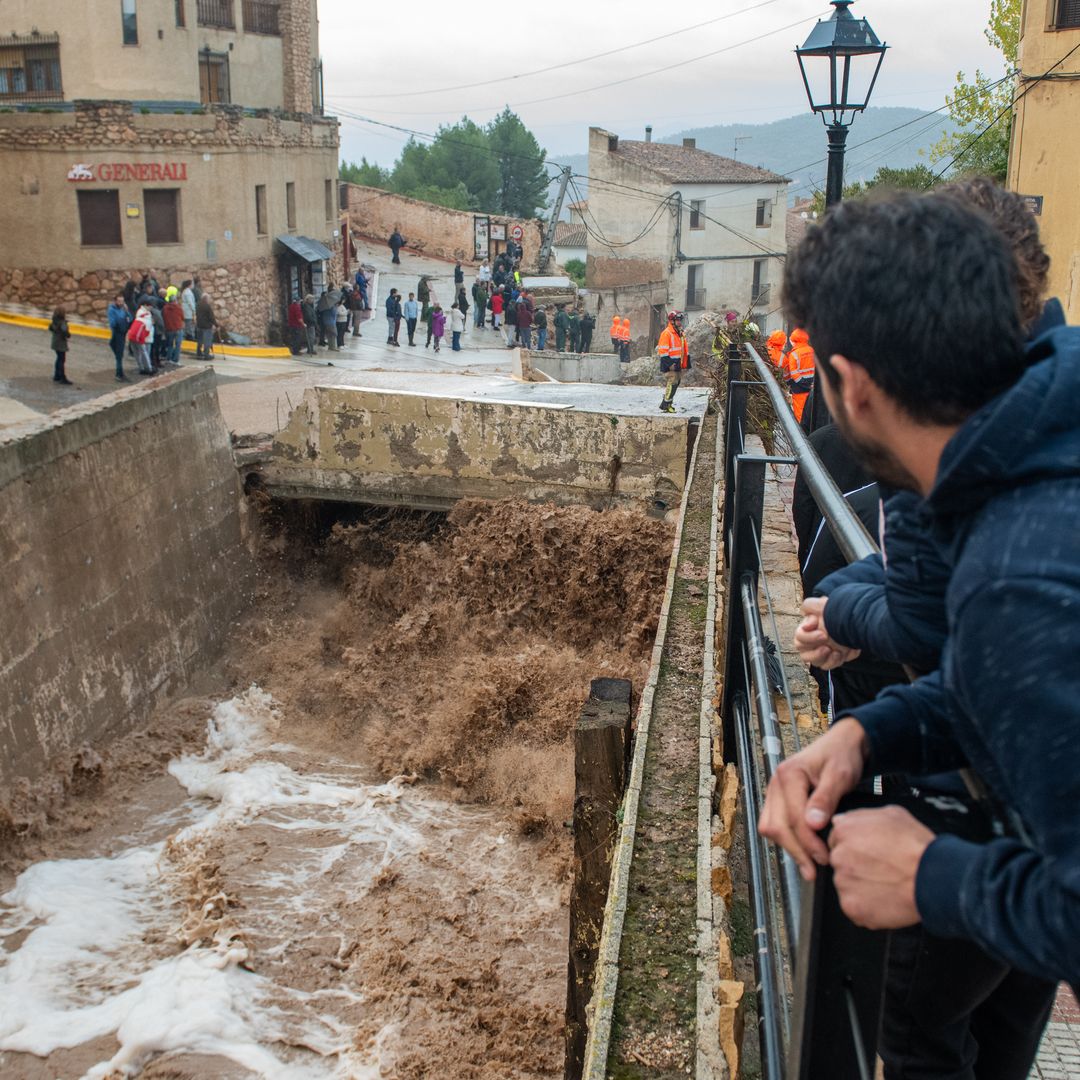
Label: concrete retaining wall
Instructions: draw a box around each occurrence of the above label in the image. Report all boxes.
[263,385,693,509]
[515,349,624,384]
[0,369,248,787]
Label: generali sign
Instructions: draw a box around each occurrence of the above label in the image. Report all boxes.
[67,162,189,182]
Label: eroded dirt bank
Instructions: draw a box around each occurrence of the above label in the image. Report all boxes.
[0,499,673,1079]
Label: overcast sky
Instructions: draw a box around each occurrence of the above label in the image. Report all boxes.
[320,0,1003,169]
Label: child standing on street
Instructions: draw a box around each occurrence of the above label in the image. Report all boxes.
[431,304,446,353]
[50,307,72,385]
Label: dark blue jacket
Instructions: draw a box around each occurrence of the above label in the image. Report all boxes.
[107,302,131,333]
[385,294,401,319]
[847,326,1080,984]
[818,491,949,673]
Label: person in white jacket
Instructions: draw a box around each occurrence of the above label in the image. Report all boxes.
[450,303,466,352]
[180,280,196,340]
[129,303,156,375]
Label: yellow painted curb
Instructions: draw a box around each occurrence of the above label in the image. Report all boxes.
[0,312,293,359]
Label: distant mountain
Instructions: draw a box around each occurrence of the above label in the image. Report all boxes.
[551,107,959,212]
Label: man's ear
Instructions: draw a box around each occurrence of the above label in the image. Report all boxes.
[829,354,874,420]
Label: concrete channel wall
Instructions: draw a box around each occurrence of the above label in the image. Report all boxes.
[263,385,695,510]
[0,370,247,789]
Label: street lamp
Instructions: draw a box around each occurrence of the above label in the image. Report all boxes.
[796,0,887,208]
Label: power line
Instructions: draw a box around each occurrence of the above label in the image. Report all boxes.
[930,40,1080,180]
[333,0,785,102]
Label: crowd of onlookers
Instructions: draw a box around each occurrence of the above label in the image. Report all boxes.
[49,273,220,386]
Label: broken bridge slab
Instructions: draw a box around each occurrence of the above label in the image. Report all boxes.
[247,374,710,512]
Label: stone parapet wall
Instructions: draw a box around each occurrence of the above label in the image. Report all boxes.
[345,184,542,267]
[0,100,339,152]
[0,369,248,789]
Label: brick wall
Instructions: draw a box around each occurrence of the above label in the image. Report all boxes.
[345,184,543,267]
[0,369,249,791]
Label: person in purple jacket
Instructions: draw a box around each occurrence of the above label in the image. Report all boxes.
[431,304,445,353]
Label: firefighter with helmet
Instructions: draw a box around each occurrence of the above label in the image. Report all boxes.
[657,310,690,413]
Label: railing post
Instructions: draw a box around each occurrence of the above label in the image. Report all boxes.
[787,798,891,1080]
[722,360,750,564]
[720,455,766,763]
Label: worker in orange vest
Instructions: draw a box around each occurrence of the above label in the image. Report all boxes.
[785,327,815,423]
[766,329,788,369]
[656,310,689,413]
[619,318,632,362]
[610,314,621,353]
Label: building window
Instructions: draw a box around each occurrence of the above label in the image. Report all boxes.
[286,182,297,230]
[756,199,773,228]
[197,0,235,29]
[256,184,268,236]
[175,0,186,27]
[0,36,64,102]
[199,50,230,103]
[686,264,705,311]
[145,189,181,244]
[689,199,705,231]
[752,259,770,306]
[325,179,335,221]
[78,189,122,247]
[121,0,138,44]
[1056,0,1080,26]
[243,0,281,35]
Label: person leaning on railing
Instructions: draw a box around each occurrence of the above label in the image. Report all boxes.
[789,179,1067,1080]
[758,193,1080,1005]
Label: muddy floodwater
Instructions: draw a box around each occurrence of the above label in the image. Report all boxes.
[0,501,673,1079]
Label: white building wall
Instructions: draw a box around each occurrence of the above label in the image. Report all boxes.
[672,181,787,333]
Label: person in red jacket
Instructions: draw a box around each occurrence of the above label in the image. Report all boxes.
[162,292,185,366]
[490,289,504,330]
[287,297,306,355]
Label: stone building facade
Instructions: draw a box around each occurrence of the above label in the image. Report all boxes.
[0,0,339,343]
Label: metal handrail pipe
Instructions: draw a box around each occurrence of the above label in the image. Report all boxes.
[741,574,803,957]
[734,693,788,1078]
[742,344,877,563]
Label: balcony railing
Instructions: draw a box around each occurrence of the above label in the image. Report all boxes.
[243,0,280,35]
[0,37,64,103]
[197,0,235,29]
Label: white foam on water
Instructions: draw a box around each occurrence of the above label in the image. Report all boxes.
[0,685,431,1079]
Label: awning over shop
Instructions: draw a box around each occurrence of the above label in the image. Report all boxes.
[275,235,334,263]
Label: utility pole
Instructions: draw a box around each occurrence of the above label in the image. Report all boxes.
[538,165,572,273]
[671,191,683,272]
[734,135,753,160]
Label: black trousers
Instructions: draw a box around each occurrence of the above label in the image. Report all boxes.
[882,926,1055,1080]
[406,317,417,344]
[880,792,1056,1080]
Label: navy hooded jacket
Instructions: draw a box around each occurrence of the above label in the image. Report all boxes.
[817,491,949,674]
[844,326,1080,984]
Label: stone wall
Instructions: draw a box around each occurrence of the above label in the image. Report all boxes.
[0,369,249,789]
[0,100,339,152]
[263,386,695,510]
[281,0,318,115]
[345,184,543,267]
[0,254,283,343]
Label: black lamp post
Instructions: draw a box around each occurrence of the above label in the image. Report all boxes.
[796,0,887,209]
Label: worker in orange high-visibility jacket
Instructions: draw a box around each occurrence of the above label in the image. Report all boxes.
[619,317,632,363]
[610,314,621,353]
[656,310,690,413]
[785,327,816,423]
[766,329,788,369]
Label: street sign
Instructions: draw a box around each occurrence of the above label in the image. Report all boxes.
[510,224,524,241]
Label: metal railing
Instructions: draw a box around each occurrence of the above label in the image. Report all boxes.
[720,342,888,1080]
[243,0,281,35]
[197,0,235,28]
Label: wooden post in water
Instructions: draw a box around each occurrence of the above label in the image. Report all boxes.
[565,677,633,1080]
